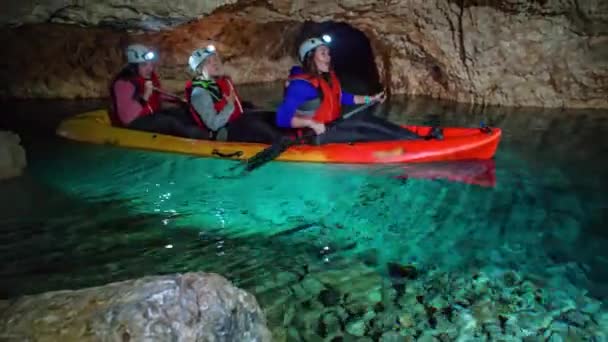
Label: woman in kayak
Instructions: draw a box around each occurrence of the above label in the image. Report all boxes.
[109,44,208,139]
[276,35,443,143]
[184,45,283,143]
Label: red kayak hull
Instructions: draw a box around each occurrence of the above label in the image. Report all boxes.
[309,125,502,164]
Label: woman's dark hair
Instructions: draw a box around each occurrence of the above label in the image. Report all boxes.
[116,63,139,79]
[302,50,320,75]
[302,47,332,84]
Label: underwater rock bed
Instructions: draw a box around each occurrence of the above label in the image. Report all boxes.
[254,262,607,341]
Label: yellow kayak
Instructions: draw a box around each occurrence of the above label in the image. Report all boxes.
[55,110,501,164]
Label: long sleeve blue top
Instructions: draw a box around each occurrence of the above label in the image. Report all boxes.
[275,66,356,128]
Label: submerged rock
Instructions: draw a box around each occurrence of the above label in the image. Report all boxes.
[271,327,288,342]
[0,272,271,341]
[580,298,602,315]
[398,312,415,328]
[593,310,608,330]
[417,331,437,342]
[387,262,419,280]
[547,333,564,342]
[316,263,383,313]
[482,321,503,340]
[564,310,589,327]
[502,270,523,287]
[370,311,398,333]
[287,327,302,341]
[292,306,323,334]
[435,315,458,339]
[379,331,404,342]
[454,310,478,338]
[504,315,522,337]
[319,288,342,307]
[255,286,292,326]
[292,275,325,301]
[302,275,326,295]
[320,311,342,338]
[428,295,448,310]
[522,336,544,342]
[346,319,367,337]
[0,131,26,180]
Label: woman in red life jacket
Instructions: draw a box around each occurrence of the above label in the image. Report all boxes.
[276,35,443,144]
[185,45,283,143]
[109,44,207,139]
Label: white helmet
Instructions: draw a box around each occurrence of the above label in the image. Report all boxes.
[125,44,156,64]
[298,34,332,62]
[188,45,217,72]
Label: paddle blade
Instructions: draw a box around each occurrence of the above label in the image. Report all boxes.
[244,137,294,171]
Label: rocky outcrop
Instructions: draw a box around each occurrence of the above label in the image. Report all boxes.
[0,272,272,342]
[0,131,26,180]
[0,0,606,108]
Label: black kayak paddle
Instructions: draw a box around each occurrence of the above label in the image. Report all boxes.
[240,101,380,172]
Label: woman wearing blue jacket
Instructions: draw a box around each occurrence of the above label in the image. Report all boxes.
[275,35,442,144]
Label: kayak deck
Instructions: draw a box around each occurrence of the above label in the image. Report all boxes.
[55,110,502,164]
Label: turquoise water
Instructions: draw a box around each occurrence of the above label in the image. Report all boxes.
[1,89,607,338]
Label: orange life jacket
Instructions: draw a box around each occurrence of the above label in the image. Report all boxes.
[287,70,342,124]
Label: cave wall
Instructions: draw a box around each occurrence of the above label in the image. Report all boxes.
[0,14,300,99]
[0,0,606,108]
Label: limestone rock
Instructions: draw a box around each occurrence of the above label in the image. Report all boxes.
[0,16,299,100]
[0,0,606,108]
[0,272,272,342]
[0,131,26,180]
[1,0,238,29]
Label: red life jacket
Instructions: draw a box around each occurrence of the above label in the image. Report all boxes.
[287,70,342,124]
[109,70,162,126]
[184,76,244,129]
